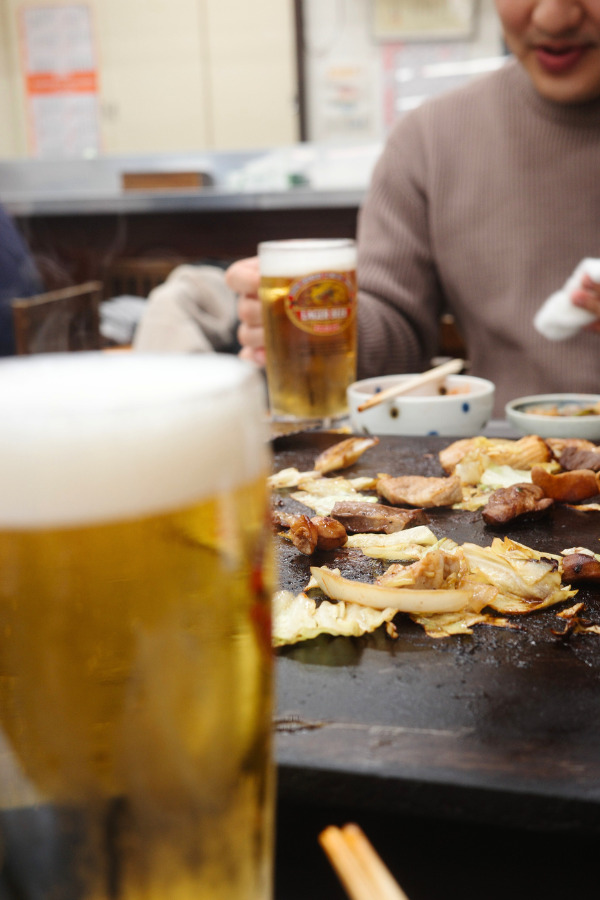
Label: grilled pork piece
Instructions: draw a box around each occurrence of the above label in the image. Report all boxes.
[545,437,597,459]
[287,514,347,555]
[314,436,379,474]
[530,466,600,503]
[482,483,554,526]
[439,435,550,474]
[271,506,295,530]
[558,445,600,473]
[310,516,348,551]
[377,546,466,589]
[330,500,427,534]
[561,552,600,584]
[376,474,463,508]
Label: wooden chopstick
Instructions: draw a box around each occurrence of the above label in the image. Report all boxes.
[356,358,465,412]
[319,823,410,900]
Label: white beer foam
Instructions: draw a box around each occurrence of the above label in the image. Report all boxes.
[0,353,269,528]
[259,239,356,278]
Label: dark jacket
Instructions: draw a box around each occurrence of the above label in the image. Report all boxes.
[0,206,43,355]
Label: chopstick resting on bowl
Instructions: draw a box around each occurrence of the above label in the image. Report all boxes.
[319,823,410,900]
[357,358,465,413]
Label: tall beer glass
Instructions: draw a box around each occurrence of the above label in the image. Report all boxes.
[258,238,357,426]
[0,352,274,900]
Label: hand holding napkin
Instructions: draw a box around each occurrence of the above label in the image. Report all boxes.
[534,258,600,341]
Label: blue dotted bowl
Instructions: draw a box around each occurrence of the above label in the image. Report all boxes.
[347,373,495,436]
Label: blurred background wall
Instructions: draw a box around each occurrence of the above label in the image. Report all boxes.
[0,0,298,157]
[0,0,503,159]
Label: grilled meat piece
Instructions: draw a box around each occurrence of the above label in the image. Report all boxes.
[439,435,550,474]
[558,445,600,473]
[377,546,466,589]
[271,506,295,530]
[287,514,347,555]
[531,465,600,503]
[545,437,597,459]
[314,436,379,474]
[561,552,600,584]
[330,500,428,534]
[289,515,319,554]
[377,474,463,508]
[310,516,348,551]
[482,483,554,526]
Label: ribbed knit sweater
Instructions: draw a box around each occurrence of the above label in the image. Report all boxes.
[356,59,600,413]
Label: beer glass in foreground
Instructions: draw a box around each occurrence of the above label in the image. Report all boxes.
[0,353,274,899]
[258,238,357,426]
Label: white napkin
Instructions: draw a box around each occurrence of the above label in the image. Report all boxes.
[534,258,600,341]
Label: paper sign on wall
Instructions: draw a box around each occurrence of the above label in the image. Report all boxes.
[373,0,476,41]
[19,4,101,158]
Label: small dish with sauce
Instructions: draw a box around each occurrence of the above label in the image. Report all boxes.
[505,394,600,440]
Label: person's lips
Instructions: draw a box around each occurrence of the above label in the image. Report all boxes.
[534,44,589,73]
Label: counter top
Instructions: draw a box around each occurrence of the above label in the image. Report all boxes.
[3,185,366,218]
[0,145,377,217]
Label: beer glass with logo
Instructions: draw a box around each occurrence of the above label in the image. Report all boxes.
[258,238,357,426]
[0,352,274,899]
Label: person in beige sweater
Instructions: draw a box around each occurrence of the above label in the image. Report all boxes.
[231,0,600,414]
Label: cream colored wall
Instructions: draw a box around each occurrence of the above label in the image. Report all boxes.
[0,0,22,157]
[0,0,299,158]
[205,0,297,149]
[0,0,504,160]
[95,0,211,154]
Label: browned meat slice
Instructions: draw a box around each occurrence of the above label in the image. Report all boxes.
[288,515,319,554]
[439,435,550,473]
[558,445,600,472]
[271,505,295,530]
[438,438,480,473]
[286,514,348,555]
[377,547,465,589]
[330,500,428,534]
[310,516,348,551]
[561,553,600,584]
[376,474,463,508]
[545,437,597,459]
[482,483,554,526]
[531,465,600,502]
[314,436,379,473]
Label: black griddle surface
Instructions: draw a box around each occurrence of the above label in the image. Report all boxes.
[272,432,600,833]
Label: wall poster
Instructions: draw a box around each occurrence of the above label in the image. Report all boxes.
[19,4,101,158]
[373,0,477,41]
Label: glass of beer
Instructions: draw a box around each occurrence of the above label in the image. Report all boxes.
[258,238,357,427]
[0,352,274,899]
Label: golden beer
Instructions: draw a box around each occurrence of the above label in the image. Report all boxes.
[0,353,274,900]
[259,239,357,424]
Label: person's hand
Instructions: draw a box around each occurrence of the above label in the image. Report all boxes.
[571,273,600,335]
[225,256,266,365]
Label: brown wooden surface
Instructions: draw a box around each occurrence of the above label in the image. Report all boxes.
[16,207,359,291]
[272,432,600,836]
[121,172,211,191]
[12,281,102,355]
[101,257,186,299]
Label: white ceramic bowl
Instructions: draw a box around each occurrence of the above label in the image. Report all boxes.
[347,373,495,437]
[505,394,600,440]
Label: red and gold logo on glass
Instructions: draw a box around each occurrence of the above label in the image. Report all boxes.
[285,271,356,335]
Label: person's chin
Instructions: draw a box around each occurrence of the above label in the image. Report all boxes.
[525,56,600,104]
[531,73,600,103]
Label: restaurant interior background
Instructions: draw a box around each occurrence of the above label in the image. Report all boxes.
[2,7,600,900]
[0,0,505,321]
[0,0,504,158]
